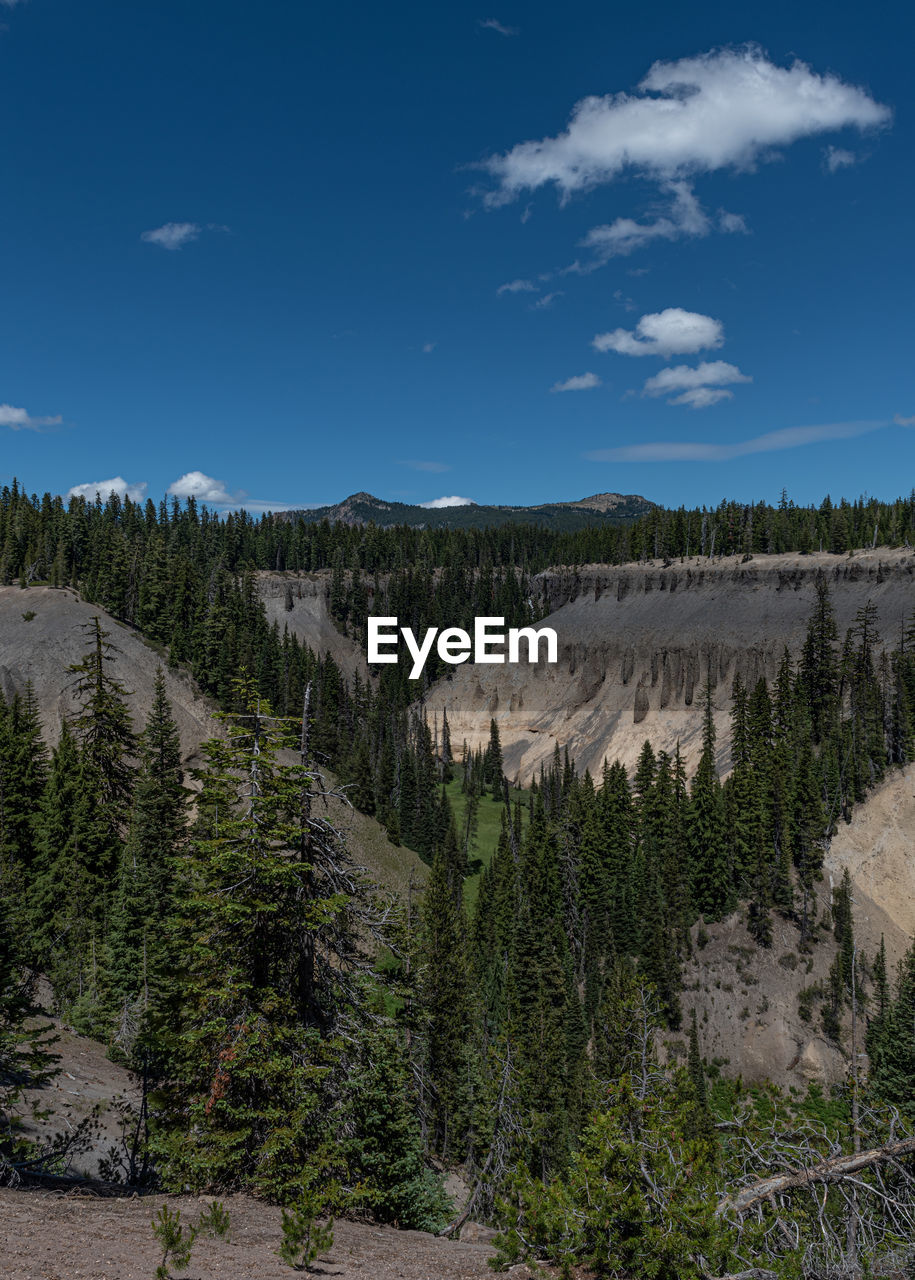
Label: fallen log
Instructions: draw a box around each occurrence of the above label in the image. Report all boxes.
[716,1134,915,1216]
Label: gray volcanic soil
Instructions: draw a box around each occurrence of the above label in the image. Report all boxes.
[0,586,214,767]
[426,549,915,782]
[0,1189,522,1280]
[260,552,915,1086]
[0,585,426,898]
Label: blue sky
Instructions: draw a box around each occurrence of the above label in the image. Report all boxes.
[2,0,913,512]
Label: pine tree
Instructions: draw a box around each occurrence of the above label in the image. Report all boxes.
[0,902,59,1167]
[67,617,136,832]
[108,670,187,1053]
[798,577,839,744]
[419,823,470,1159]
[484,719,504,801]
[149,679,393,1200]
[687,684,730,920]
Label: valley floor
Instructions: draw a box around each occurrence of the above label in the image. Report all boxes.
[0,1189,529,1280]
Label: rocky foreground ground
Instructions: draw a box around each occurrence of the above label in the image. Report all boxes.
[0,1189,540,1280]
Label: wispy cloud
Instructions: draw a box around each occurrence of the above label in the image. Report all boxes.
[422,341,437,353]
[67,476,148,502]
[894,413,915,427]
[642,360,751,408]
[594,309,724,358]
[141,222,201,251]
[586,419,888,463]
[497,277,538,294]
[478,18,518,36]
[531,290,562,309]
[718,210,749,233]
[824,145,857,172]
[0,402,63,431]
[140,222,230,251]
[400,459,452,473]
[551,372,602,393]
[575,181,710,264]
[420,495,475,508]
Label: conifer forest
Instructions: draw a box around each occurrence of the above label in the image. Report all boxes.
[5,481,915,1279]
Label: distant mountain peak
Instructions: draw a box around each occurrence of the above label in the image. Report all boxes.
[278,490,654,532]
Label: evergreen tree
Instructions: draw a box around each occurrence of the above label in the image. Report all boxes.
[67,617,136,832]
[109,670,187,1053]
[149,679,397,1201]
[419,823,470,1159]
[687,684,730,920]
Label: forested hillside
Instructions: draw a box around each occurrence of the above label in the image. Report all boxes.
[4,479,915,1278]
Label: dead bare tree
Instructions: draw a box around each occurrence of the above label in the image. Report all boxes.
[716,1102,915,1279]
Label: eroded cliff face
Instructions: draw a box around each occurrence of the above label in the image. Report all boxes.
[424,549,915,782]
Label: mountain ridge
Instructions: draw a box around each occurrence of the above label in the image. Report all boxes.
[279,490,653,530]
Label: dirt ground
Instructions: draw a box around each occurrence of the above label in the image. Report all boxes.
[0,1188,538,1280]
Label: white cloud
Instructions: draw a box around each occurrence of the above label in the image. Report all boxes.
[671,387,735,408]
[577,181,710,262]
[531,290,562,309]
[824,145,857,172]
[167,470,235,503]
[0,1,27,7]
[719,210,749,233]
[0,402,63,430]
[479,18,518,36]
[419,495,475,508]
[551,372,602,393]
[894,414,915,427]
[140,222,201,251]
[642,359,751,408]
[594,308,724,358]
[400,459,451,472]
[484,47,889,204]
[587,419,887,462]
[67,476,148,502]
[497,277,538,294]
[422,341,437,353]
[165,470,295,512]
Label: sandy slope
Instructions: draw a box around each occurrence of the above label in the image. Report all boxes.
[426,549,915,782]
[0,1190,518,1280]
[0,586,215,768]
[0,585,425,898]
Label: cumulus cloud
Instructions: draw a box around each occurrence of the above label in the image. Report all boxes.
[0,403,63,431]
[167,470,236,503]
[482,47,888,266]
[551,372,602,393]
[642,359,751,408]
[586,419,887,462]
[419,496,475,508]
[497,277,538,294]
[140,222,201,251]
[484,47,889,203]
[594,308,724,358]
[824,145,857,172]
[400,459,451,472]
[479,18,518,35]
[165,470,295,512]
[67,476,148,502]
